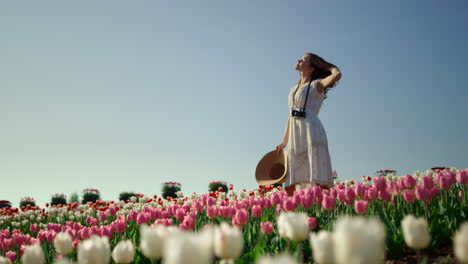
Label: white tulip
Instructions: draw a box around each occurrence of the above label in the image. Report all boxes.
[54,257,74,264]
[163,230,213,264]
[21,244,45,264]
[214,222,243,260]
[77,235,111,264]
[334,215,386,264]
[256,253,298,264]
[277,212,309,242]
[140,224,171,259]
[0,256,12,264]
[454,222,468,264]
[54,232,74,255]
[112,240,135,264]
[309,230,335,264]
[401,215,431,249]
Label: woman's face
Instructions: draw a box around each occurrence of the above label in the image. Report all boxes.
[294,54,314,73]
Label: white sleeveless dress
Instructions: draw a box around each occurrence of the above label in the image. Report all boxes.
[285,78,334,188]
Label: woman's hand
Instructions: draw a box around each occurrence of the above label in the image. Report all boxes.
[275,142,287,152]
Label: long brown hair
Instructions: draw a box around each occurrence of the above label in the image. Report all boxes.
[297,53,341,100]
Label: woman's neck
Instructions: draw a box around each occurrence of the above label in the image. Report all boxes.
[299,72,313,85]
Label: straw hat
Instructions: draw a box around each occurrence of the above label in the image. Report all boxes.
[255,150,288,185]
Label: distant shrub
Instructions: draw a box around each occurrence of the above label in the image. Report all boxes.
[69,192,79,204]
[0,200,12,209]
[19,197,36,208]
[209,181,228,192]
[51,193,67,206]
[119,192,139,202]
[162,182,181,199]
[82,188,101,204]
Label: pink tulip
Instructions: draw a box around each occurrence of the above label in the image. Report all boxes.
[345,187,356,201]
[439,175,454,190]
[100,226,113,238]
[354,200,369,215]
[206,197,216,207]
[234,208,249,226]
[354,183,365,197]
[293,193,302,205]
[308,217,317,229]
[19,244,26,257]
[403,174,417,189]
[90,226,100,237]
[99,211,108,222]
[421,175,434,189]
[109,206,117,216]
[456,170,468,184]
[282,197,296,211]
[46,230,56,243]
[443,170,457,183]
[429,188,439,199]
[403,189,416,202]
[260,221,273,235]
[387,181,400,195]
[312,186,323,201]
[30,224,38,233]
[72,239,80,250]
[270,192,282,205]
[136,212,150,225]
[322,195,336,210]
[337,190,347,203]
[365,187,378,201]
[6,250,16,262]
[127,210,138,222]
[2,238,12,251]
[300,194,314,208]
[379,189,392,202]
[86,216,98,226]
[207,205,218,219]
[374,176,387,191]
[263,198,272,208]
[397,177,406,190]
[48,223,62,232]
[415,185,431,202]
[252,205,262,218]
[175,208,186,221]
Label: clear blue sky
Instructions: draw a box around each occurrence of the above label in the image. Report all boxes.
[1,1,467,207]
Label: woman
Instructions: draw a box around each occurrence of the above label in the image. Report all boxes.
[275,53,342,196]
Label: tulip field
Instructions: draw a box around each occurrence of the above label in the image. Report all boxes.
[1,168,468,264]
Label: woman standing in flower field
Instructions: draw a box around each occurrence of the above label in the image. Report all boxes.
[276,52,342,196]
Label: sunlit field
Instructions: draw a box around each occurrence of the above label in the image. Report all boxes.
[1,168,468,264]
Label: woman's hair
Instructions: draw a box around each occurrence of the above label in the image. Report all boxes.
[297,53,341,100]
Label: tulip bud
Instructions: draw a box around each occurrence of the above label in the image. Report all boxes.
[309,230,335,264]
[77,235,111,264]
[21,245,45,264]
[112,240,135,264]
[214,222,243,260]
[0,256,12,264]
[277,211,308,242]
[260,222,273,235]
[334,216,386,264]
[454,222,468,264]
[401,215,431,249]
[54,232,73,255]
[257,253,298,264]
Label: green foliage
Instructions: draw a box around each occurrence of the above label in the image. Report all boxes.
[69,192,79,204]
[161,182,181,199]
[209,181,228,192]
[82,192,100,204]
[119,192,138,202]
[51,196,67,206]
